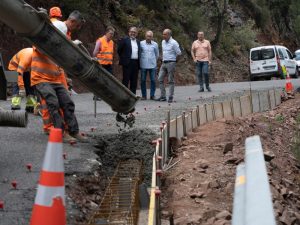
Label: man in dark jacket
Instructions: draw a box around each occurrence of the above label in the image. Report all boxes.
[117,27,141,94]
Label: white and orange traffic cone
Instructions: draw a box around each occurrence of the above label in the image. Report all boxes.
[285,70,294,94]
[30,128,66,225]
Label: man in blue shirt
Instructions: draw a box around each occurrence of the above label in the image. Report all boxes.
[156,29,181,103]
[140,31,159,100]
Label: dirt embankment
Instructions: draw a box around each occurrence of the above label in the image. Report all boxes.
[161,95,300,225]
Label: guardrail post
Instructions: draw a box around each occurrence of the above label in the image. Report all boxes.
[245,136,276,225]
[232,163,246,225]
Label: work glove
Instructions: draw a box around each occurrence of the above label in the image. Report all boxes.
[19,89,26,97]
[73,40,82,45]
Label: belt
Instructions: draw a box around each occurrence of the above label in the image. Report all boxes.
[163,60,176,63]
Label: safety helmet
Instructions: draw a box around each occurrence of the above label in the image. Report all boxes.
[49,7,62,18]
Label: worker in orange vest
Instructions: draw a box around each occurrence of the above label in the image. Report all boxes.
[32,10,87,142]
[92,27,115,101]
[93,26,115,75]
[38,7,68,135]
[8,48,38,112]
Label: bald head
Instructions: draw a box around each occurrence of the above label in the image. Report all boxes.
[145,30,153,43]
[163,29,172,41]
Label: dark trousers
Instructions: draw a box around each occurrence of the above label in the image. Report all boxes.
[35,82,79,134]
[196,61,209,89]
[101,64,113,75]
[122,59,139,94]
[12,71,35,96]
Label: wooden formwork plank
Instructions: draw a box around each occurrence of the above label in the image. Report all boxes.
[269,89,276,109]
[232,98,242,117]
[163,126,168,164]
[275,89,281,106]
[169,119,177,138]
[185,114,192,133]
[222,101,233,119]
[206,104,214,122]
[176,116,184,139]
[240,95,252,116]
[251,92,260,113]
[191,109,198,129]
[214,102,224,119]
[259,91,270,112]
[198,105,207,125]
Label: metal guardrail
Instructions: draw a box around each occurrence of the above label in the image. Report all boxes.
[232,136,276,225]
[148,89,282,225]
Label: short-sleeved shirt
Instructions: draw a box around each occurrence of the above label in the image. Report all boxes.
[52,20,68,36]
[140,40,159,69]
[192,39,211,62]
[162,37,181,61]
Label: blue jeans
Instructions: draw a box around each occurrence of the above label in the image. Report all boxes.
[141,68,156,98]
[12,71,35,96]
[196,61,209,89]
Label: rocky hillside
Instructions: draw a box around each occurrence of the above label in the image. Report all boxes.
[1,0,300,85]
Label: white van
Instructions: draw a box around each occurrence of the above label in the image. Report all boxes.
[249,45,298,80]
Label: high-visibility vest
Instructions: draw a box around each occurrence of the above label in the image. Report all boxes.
[8,48,33,89]
[96,36,114,65]
[30,49,65,86]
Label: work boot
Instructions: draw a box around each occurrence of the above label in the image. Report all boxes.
[71,132,88,143]
[168,97,173,103]
[207,87,212,92]
[25,95,38,113]
[155,96,167,102]
[11,95,21,110]
[63,132,77,143]
[198,88,204,92]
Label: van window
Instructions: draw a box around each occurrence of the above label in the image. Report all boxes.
[251,50,260,60]
[282,49,289,59]
[251,48,275,61]
[278,49,285,59]
[286,49,293,59]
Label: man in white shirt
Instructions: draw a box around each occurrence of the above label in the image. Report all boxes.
[117,27,141,94]
[156,29,181,103]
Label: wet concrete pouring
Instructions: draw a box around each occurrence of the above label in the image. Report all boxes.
[68,129,157,224]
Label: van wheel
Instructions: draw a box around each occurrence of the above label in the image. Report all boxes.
[250,75,255,81]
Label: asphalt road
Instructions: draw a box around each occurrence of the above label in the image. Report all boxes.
[0,79,299,224]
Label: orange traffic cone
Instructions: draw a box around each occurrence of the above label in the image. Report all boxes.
[285,70,294,94]
[30,128,66,225]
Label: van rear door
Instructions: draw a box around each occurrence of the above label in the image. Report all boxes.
[250,47,278,75]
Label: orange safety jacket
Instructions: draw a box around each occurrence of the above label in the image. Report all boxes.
[96,36,114,65]
[8,48,33,89]
[30,49,66,86]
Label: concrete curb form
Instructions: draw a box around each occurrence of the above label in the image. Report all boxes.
[148,89,282,225]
